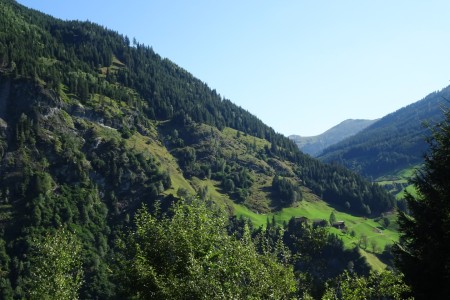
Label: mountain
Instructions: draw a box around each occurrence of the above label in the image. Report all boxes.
[319,87,449,179]
[0,0,396,297]
[289,119,376,156]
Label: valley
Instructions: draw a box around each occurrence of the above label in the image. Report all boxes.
[0,0,448,298]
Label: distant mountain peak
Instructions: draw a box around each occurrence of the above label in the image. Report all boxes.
[318,86,450,178]
[289,119,376,156]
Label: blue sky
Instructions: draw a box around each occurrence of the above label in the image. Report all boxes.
[17,0,450,136]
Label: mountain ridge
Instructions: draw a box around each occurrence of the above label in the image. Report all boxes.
[290,118,377,156]
[0,0,397,297]
[318,86,449,178]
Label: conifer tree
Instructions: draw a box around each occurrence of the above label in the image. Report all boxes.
[394,106,450,299]
[329,211,337,225]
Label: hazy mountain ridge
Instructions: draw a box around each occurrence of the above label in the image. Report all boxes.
[318,87,449,178]
[290,119,376,156]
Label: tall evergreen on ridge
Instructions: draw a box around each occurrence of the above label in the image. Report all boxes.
[394,106,450,299]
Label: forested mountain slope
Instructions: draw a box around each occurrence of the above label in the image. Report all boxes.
[319,87,449,179]
[290,119,376,156]
[0,0,396,297]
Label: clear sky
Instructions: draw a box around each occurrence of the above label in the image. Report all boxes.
[17,0,450,136]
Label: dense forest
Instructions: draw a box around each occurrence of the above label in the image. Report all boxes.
[0,0,421,298]
[0,0,395,214]
[318,87,449,179]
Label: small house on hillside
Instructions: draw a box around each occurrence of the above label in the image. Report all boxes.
[332,221,346,230]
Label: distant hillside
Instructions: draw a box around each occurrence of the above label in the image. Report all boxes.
[290,119,376,156]
[0,0,396,297]
[319,87,449,178]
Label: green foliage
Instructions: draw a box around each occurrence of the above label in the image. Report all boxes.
[0,0,396,217]
[329,210,337,225]
[359,234,368,250]
[394,106,450,298]
[283,218,371,297]
[115,198,297,299]
[173,146,197,176]
[322,270,411,300]
[233,196,400,270]
[0,0,404,297]
[272,176,302,206]
[27,228,83,300]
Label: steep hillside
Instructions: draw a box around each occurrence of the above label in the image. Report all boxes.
[319,87,449,179]
[290,119,376,156]
[0,0,396,297]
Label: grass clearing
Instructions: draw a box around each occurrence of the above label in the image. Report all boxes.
[135,133,195,196]
[376,165,419,182]
[376,164,420,198]
[359,249,386,272]
[396,184,418,199]
[222,127,270,151]
[189,178,234,212]
[232,202,269,228]
[104,130,197,197]
[233,196,399,270]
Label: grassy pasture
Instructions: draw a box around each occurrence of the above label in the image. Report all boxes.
[375,165,420,199]
[232,196,399,270]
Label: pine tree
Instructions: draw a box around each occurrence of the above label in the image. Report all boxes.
[394,106,450,299]
[329,211,337,226]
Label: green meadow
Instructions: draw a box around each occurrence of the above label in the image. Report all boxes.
[233,196,399,270]
[375,165,420,199]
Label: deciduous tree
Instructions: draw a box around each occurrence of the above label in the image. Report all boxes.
[115,198,297,299]
[27,228,83,300]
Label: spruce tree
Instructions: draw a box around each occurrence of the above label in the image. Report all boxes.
[394,106,450,299]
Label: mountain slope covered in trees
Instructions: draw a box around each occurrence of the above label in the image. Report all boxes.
[0,0,399,297]
[290,119,376,156]
[318,87,449,179]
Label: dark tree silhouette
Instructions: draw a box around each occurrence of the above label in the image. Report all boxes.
[394,106,450,299]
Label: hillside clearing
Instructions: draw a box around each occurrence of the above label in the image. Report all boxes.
[233,197,399,270]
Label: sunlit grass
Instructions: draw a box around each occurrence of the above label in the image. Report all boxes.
[232,196,399,270]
